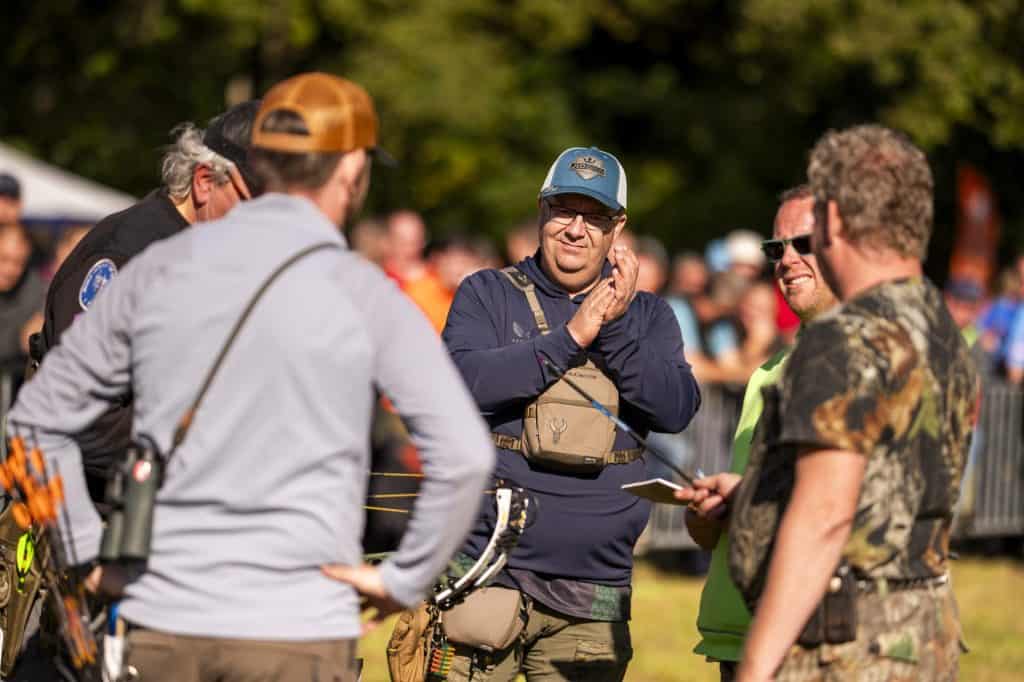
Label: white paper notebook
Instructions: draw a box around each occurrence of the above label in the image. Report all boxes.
[621,477,688,505]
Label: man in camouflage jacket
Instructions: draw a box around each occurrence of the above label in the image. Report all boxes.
[679,124,978,681]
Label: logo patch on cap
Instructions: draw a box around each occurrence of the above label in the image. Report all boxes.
[79,259,118,311]
[569,155,606,181]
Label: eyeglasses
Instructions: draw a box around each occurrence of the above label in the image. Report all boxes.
[545,203,619,234]
[761,233,813,262]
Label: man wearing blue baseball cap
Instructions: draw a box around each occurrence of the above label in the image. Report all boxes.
[433,147,701,680]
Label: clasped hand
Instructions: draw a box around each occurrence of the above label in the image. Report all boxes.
[566,245,639,348]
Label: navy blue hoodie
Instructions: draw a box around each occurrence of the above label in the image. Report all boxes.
[442,254,701,586]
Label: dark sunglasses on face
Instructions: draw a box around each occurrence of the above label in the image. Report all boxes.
[761,233,813,262]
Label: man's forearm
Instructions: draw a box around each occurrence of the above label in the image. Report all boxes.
[739,501,850,679]
[738,450,863,681]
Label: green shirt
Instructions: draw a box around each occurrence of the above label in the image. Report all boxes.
[961,323,979,348]
[693,348,790,662]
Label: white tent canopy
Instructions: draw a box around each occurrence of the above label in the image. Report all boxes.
[0,141,135,222]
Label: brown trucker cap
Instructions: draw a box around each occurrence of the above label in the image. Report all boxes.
[252,72,393,163]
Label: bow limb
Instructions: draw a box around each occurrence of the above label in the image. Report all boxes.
[432,487,529,610]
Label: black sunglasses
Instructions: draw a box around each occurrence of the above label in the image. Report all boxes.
[761,234,813,262]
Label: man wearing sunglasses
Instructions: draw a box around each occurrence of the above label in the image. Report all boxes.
[681,125,977,682]
[440,146,700,681]
[686,185,837,682]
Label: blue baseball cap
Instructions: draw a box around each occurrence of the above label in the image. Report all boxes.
[539,146,627,212]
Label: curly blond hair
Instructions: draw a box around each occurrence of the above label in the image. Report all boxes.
[807,125,933,259]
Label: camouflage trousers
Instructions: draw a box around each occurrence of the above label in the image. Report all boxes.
[775,578,963,682]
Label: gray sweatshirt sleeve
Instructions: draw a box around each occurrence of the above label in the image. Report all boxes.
[6,258,142,564]
[353,268,495,607]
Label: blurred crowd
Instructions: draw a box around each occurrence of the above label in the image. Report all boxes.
[1,164,1022,392]
[0,172,89,378]
[946,256,1024,384]
[348,209,786,385]
[352,211,800,389]
[347,210,1024,391]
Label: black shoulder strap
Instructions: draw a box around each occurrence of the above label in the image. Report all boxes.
[499,266,550,335]
[169,241,340,455]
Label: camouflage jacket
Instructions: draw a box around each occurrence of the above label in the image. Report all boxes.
[729,277,978,608]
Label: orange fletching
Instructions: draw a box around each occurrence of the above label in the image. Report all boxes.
[0,462,12,491]
[11,502,31,530]
[20,476,37,498]
[8,455,27,486]
[48,477,65,506]
[29,448,45,477]
[29,494,50,525]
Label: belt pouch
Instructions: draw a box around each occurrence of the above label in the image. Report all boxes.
[441,587,525,653]
[797,603,825,648]
[823,567,858,644]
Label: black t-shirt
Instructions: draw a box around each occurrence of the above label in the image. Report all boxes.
[36,188,188,499]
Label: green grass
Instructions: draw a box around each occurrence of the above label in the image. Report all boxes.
[355,556,1024,681]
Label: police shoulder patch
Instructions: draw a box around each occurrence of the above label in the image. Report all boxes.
[79,258,118,310]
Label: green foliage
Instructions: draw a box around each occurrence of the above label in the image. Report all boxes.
[3,0,1024,264]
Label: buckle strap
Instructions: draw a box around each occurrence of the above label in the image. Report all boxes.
[492,434,521,451]
[489,434,641,464]
[607,448,643,464]
[499,267,550,335]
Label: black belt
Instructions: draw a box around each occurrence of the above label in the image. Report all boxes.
[490,434,643,464]
[855,573,949,594]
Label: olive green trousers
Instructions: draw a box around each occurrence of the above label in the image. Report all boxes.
[446,599,632,682]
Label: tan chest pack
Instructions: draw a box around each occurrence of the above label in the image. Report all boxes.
[494,267,641,473]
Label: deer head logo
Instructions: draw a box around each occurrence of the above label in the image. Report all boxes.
[547,417,568,444]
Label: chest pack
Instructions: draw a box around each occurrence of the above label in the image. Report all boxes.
[494,267,640,473]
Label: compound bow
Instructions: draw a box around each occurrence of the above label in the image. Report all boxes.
[431,485,529,610]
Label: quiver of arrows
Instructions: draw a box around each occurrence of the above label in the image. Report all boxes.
[1,435,98,675]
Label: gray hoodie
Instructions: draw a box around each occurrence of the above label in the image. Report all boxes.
[8,194,494,639]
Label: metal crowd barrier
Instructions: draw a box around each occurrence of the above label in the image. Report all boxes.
[3,363,1021,549]
[640,383,743,552]
[640,377,1024,553]
[962,378,1024,538]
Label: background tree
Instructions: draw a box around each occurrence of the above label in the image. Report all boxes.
[3,0,1023,277]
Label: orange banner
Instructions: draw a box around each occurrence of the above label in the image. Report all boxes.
[949,164,1000,293]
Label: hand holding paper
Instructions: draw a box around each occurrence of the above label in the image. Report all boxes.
[671,472,743,519]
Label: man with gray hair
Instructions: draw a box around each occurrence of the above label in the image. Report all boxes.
[5,100,260,681]
[29,100,260,506]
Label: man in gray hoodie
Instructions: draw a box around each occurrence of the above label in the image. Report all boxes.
[7,71,494,682]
